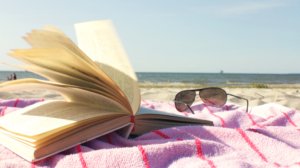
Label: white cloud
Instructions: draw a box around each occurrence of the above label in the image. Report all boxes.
[218,1,286,16]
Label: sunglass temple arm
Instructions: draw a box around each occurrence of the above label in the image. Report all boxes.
[227,94,249,113]
[187,105,195,114]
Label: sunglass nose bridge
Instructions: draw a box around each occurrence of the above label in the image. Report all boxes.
[195,93,202,102]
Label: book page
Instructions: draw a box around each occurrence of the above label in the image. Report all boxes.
[0,78,132,143]
[0,78,130,113]
[0,100,127,138]
[9,27,131,112]
[136,107,213,124]
[35,117,132,161]
[0,116,132,162]
[133,107,213,135]
[24,65,127,107]
[75,20,140,114]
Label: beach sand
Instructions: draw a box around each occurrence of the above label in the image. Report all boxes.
[1,86,300,110]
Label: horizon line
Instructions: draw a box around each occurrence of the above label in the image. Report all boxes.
[1,70,299,75]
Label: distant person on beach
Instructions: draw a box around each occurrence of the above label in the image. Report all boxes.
[7,74,12,80]
[13,73,17,80]
[7,73,17,80]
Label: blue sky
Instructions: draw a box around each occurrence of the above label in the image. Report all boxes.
[0,0,299,73]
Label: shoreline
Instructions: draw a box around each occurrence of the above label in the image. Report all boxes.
[3,79,300,89]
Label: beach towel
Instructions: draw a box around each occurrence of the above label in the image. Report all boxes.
[0,98,300,168]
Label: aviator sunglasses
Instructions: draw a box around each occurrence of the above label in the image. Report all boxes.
[174,87,248,114]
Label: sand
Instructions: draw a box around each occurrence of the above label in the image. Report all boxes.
[1,86,300,110]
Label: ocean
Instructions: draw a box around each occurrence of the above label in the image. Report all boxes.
[1,71,300,88]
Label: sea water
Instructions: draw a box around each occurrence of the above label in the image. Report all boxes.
[1,71,300,87]
[137,72,300,87]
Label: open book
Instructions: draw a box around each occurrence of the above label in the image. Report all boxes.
[0,20,213,162]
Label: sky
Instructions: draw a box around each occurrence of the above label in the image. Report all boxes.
[0,0,299,74]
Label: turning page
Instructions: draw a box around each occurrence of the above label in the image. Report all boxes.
[75,20,140,114]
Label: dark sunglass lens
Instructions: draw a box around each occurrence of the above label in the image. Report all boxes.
[199,88,227,107]
[174,90,196,112]
[175,102,188,112]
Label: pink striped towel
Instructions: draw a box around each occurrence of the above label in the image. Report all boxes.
[0,98,300,168]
